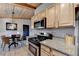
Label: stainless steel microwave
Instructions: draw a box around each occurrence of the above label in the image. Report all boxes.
[34,17,46,29]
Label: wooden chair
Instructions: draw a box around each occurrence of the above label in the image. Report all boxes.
[1,36,10,51]
[1,35,6,48]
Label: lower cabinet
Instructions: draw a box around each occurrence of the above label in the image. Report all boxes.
[41,44,51,56]
[41,49,50,56]
[52,50,66,56]
[41,44,66,56]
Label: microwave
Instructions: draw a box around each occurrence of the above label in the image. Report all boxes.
[34,17,46,29]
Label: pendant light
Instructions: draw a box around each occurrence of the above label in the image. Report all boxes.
[12,4,15,22]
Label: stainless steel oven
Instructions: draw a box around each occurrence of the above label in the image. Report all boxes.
[28,42,40,56]
[28,33,52,56]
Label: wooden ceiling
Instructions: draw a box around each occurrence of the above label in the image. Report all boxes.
[0,3,41,19]
[16,3,41,9]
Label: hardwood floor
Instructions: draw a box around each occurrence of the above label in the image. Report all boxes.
[0,43,29,56]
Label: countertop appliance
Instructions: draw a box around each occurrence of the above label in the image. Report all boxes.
[28,33,53,56]
[65,34,75,45]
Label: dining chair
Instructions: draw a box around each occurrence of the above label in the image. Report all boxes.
[1,35,6,48]
[1,36,10,51]
[17,35,27,46]
[16,34,23,46]
[16,34,21,41]
[21,35,27,46]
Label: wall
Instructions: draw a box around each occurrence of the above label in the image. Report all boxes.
[75,20,79,55]
[31,3,75,38]
[75,10,79,55]
[30,28,75,38]
[0,18,31,44]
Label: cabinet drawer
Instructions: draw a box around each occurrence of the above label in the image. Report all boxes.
[41,49,50,56]
[52,50,65,56]
[41,44,50,53]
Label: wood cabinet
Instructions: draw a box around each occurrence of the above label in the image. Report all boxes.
[31,10,46,29]
[31,15,37,29]
[31,16,34,29]
[41,49,50,56]
[41,44,51,53]
[37,10,46,20]
[31,4,75,29]
[41,44,66,56]
[58,4,74,27]
[41,44,52,56]
[46,3,75,28]
[55,4,60,28]
[52,49,66,56]
[46,6,56,28]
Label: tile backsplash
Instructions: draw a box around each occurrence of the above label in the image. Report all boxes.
[30,27,75,38]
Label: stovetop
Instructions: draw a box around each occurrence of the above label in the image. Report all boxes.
[28,37,40,46]
[28,34,53,47]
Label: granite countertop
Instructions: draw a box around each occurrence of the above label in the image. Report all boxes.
[40,37,76,56]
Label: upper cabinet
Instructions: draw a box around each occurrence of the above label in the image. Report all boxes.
[46,6,56,28]
[58,4,75,27]
[37,10,46,20]
[31,15,37,29]
[31,11,46,29]
[31,4,75,29]
[46,3,75,28]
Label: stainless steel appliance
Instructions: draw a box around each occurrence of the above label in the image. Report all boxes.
[28,41,40,56]
[34,17,46,29]
[28,33,53,56]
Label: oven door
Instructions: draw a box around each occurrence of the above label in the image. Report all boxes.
[28,42,39,56]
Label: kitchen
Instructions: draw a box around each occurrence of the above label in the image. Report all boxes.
[27,3,79,56]
[0,3,78,56]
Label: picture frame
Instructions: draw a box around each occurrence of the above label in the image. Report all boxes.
[6,23,17,30]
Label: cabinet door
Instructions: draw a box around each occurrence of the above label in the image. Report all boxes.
[36,13,40,21]
[41,49,50,56]
[37,10,46,20]
[41,44,51,53]
[55,4,60,28]
[31,16,34,29]
[31,15,37,28]
[40,10,46,19]
[51,50,66,56]
[59,4,74,27]
[41,44,51,56]
[46,6,56,28]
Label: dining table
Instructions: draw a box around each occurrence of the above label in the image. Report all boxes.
[8,34,20,50]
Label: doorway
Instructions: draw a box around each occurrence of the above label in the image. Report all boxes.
[23,25,29,40]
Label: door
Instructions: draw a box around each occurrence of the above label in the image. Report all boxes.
[23,25,29,36]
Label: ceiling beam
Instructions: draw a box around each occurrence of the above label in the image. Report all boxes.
[15,3,36,9]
